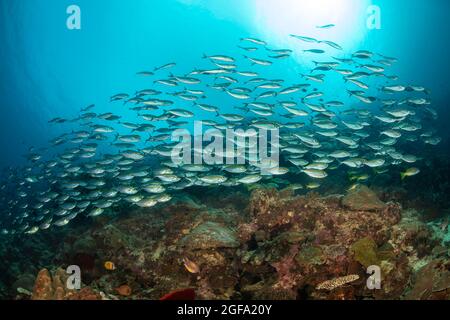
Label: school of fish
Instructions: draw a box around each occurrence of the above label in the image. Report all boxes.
[0,32,441,235]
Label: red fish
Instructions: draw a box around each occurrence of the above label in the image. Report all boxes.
[159,288,196,301]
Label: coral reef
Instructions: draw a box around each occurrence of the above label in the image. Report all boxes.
[316,275,360,291]
[405,259,450,299]
[0,183,449,300]
[31,268,102,300]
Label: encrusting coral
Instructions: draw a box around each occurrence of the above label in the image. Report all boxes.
[2,184,448,300]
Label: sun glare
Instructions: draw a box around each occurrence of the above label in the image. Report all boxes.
[252,0,371,53]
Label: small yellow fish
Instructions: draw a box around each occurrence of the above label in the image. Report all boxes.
[350,173,370,182]
[104,261,116,271]
[183,257,200,274]
[306,182,321,189]
[347,183,361,192]
[400,167,420,180]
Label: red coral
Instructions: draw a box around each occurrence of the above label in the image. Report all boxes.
[271,245,301,292]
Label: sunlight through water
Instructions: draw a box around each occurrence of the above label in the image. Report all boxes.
[251,0,372,62]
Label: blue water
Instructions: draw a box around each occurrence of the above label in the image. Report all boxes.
[0,0,449,169]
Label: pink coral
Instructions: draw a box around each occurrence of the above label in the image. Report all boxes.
[271,245,301,292]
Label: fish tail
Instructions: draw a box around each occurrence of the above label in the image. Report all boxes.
[202,54,207,59]
[400,172,406,180]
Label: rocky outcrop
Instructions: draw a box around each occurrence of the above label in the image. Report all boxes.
[405,259,450,299]
[180,221,239,249]
[5,186,446,301]
[342,185,386,211]
[31,268,102,300]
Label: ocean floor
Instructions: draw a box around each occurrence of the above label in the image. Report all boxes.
[1,182,449,300]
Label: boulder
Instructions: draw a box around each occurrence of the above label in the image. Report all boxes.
[181,221,239,249]
[342,185,386,211]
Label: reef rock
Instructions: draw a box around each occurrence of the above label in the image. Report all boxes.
[342,185,386,211]
[31,268,102,300]
[350,237,379,268]
[32,269,55,300]
[180,221,239,249]
[405,259,450,300]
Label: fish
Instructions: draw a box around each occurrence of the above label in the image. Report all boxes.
[304,49,325,54]
[0,32,438,238]
[243,56,273,66]
[240,37,267,46]
[401,167,420,179]
[319,40,343,50]
[154,62,176,72]
[290,34,318,43]
[136,71,154,76]
[104,261,116,271]
[302,169,328,179]
[238,175,262,184]
[203,54,235,63]
[182,257,200,274]
[199,175,228,184]
[316,24,336,29]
